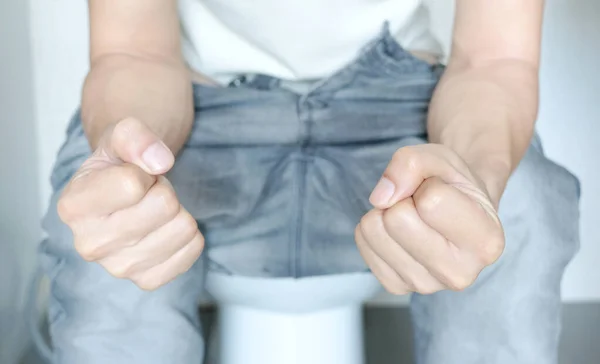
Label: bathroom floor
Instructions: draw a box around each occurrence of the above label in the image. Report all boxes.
[21,303,600,364]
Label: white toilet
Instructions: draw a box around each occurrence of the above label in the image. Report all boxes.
[205,271,383,364]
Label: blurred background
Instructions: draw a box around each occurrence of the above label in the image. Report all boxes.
[1,1,598,363]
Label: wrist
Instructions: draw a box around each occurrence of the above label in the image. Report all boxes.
[82,55,194,154]
[83,114,192,156]
[431,123,518,207]
[467,157,512,208]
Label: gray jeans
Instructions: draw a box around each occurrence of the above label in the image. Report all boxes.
[37,28,580,364]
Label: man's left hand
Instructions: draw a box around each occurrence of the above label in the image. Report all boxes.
[355,144,505,295]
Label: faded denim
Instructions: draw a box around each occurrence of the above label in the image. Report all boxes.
[35,28,580,364]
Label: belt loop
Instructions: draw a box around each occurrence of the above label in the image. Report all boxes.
[228,75,248,88]
[228,74,281,90]
[251,74,280,90]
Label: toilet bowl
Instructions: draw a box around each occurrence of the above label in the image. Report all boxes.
[205,271,383,364]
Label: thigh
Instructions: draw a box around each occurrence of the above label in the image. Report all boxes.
[39,113,205,364]
[409,136,581,364]
[301,135,428,276]
[171,84,301,277]
[175,30,443,278]
[297,34,440,276]
[169,143,297,277]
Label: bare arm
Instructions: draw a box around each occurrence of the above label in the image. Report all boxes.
[82,0,193,153]
[427,0,544,205]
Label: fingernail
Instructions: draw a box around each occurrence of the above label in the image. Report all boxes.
[141,141,173,173]
[369,177,396,206]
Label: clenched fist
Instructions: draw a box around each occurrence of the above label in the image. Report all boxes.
[57,118,204,290]
[356,144,505,295]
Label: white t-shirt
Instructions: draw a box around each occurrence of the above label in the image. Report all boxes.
[179,0,443,83]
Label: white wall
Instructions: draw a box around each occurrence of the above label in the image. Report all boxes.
[24,0,600,304]
[536,0,600,300]
[29,0,90,208]
[0,1,40,362]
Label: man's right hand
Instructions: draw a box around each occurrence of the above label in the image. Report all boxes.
[57,118,205,291]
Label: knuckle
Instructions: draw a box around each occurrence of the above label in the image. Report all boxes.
[359,210,382,237]
[177,264,194,277]
[479,234,505,265]
[118,167,147,200]
[152,184,180,219]
[381,204,409,233]
[179,245,204,275]
[407,278,424,294]
[134,275,162,291]
[74,232,118,261]
[373,270,410,296]
[192,233,206,255]
[56,194,77,222]
[354,225,367,247]
[413,281,438,295]
[177,211,199,241]
[107,262,135,279]
[392,146,420,173]
[444,270,476,292]
[415,187,444,215]
[382,281,409,296]
[182,233,205,262]
[74,238,100,261]
[354,225,362,238]
[417,287,438,295]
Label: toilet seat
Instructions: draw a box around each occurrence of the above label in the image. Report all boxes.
[205,272,383,364]
[205,271,383,313]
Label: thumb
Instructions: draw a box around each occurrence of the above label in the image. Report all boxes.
[369,145,469,209]
[97,118,175,175]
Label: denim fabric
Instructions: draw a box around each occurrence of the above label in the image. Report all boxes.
[37,27,580,364]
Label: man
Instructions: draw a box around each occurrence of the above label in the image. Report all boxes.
[39,0,580,363]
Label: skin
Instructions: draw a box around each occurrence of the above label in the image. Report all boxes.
[58,0,199,291]
[58,0,544,292]
[358,0,544,294]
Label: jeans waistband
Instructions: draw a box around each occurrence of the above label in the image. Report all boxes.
[226,22,441,96]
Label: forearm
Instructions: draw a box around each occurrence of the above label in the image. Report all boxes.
[427,59,539,204]
[81,54,194,153]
